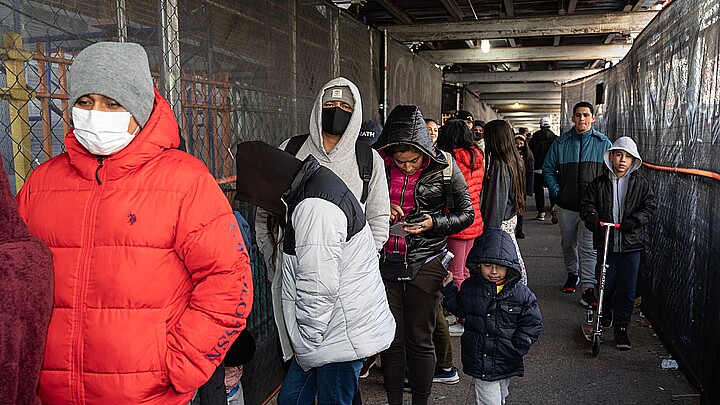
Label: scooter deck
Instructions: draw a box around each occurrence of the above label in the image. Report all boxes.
[581,322,594,342]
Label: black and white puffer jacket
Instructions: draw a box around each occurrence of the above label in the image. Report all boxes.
[281,156,395,371]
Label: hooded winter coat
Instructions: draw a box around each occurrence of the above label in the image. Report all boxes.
[373,105,474,269]
[16,89,253,405]
[542,127,612,211]
[441,229,542,381]
[0,165,53,405]
[280,156,395,370]
[580,137,656,252]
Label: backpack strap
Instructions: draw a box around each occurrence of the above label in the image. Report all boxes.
[284,132,374,205]
[440,151,455,209]
[283,133,310,156]
[355,141,374,205]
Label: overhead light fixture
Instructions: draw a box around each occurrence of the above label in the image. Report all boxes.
[512,102,521,108]
[480,40,491,54]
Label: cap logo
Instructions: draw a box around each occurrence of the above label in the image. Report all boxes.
[331,89,343,99]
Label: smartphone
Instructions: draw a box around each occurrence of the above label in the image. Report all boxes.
[398,221,423,229]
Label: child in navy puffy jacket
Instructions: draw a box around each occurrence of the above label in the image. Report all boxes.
[441,228,542,404]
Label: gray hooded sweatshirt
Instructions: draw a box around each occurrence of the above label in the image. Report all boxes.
[604,136,642,250]
[255,77,390,361]
[279,77,390,250]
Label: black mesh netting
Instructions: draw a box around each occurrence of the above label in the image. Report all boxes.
[561,1,720,402]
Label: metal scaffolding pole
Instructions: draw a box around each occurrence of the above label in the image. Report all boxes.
[158,0,183,126]
[116,0,127,42]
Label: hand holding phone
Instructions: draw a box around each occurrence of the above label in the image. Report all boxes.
[402,214,433,235]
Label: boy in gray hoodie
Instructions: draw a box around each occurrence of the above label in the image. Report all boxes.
[580,137,656,350]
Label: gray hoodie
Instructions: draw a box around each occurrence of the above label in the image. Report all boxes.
[255,78,390,361]
[604,136,642,250]
[279,77,390,250]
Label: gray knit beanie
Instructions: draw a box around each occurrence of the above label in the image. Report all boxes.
[68,42,154,127]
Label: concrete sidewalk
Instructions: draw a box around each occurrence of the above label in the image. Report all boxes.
[357,197,700,404]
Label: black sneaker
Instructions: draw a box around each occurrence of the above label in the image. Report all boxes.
[601,310,613,328]
[432,366,460,384]
[515,231,525,239]
[359,355,376,379]
[615,327,632,350]
[562,273,579,293]
[580,288,599,309]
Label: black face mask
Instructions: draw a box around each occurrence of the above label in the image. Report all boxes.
[322,107,352,136]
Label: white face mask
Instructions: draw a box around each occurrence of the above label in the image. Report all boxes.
[71,108,139,156]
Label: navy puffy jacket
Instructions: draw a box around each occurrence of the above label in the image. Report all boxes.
[441,229,542,381]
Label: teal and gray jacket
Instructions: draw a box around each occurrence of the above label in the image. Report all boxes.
[542,127,611,211]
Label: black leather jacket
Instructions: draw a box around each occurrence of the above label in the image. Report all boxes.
[374,105,474,268]
[580,170,656,252]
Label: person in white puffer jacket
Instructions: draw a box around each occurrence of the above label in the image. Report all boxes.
[235,141,395,405]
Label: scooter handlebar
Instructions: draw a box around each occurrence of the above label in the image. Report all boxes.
[599,222,621,229]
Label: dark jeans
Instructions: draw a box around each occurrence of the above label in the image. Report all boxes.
[533,173,556,213]
[381,258,446,405]
[516,215,524,233]
[595,251,641,328]
[277,358,363,405]
[433,302,453,369]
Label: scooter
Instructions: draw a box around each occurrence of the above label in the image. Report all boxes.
[581,222,620,357]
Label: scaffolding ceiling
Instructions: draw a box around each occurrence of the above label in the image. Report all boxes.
[335,0,671,126]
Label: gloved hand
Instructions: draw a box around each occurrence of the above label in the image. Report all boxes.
[620,218,639,233]
[584,212,600,233]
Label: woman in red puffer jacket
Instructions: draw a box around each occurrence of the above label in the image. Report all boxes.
[437,119,484,289]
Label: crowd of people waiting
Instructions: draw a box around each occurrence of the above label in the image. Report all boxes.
[1,41,656,405]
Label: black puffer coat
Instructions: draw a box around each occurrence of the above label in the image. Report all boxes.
[374,105,474,268]
[580,170,656,252]
[441,229,542,381]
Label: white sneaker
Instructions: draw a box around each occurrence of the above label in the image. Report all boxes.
[534,212,545,221]
[449,323,464,337]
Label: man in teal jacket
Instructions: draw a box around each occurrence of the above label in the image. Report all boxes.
[542,102,612,307]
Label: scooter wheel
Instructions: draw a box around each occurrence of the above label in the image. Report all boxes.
[592,334,601,357]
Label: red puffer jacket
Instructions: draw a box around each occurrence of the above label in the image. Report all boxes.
[451,146,484,240]
[17,89,253,405]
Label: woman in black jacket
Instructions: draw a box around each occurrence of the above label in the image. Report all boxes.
[482,120,528,284]
[374,105,474,405]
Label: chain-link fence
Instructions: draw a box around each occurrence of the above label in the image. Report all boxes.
[0,0,442,403]
[561,0,720,402]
